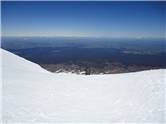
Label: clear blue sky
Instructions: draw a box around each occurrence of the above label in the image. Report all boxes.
[1,1,165,38]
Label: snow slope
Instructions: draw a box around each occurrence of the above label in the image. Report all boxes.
[1,49,166,123]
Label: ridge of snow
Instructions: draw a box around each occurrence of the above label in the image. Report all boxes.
[1,48,165,123]
[1,49,49,74]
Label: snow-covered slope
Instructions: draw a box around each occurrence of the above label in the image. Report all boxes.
[1,49,165,123]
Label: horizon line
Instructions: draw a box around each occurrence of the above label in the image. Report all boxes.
[1,35,165,40]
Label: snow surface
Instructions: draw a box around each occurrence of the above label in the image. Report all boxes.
[1,48,166,123]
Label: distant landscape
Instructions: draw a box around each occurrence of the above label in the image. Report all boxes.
[2,36,166,74]
[2,1,165,123]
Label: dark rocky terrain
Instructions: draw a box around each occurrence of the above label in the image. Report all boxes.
[41,62,160,75]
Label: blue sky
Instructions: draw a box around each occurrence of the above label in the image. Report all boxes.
[1,1,165,38]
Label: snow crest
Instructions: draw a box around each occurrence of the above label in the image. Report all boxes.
[1,49,165,123]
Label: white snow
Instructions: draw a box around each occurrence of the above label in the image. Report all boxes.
[1,48,165,123]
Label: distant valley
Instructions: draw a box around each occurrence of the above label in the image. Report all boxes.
[2,37,166,74]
